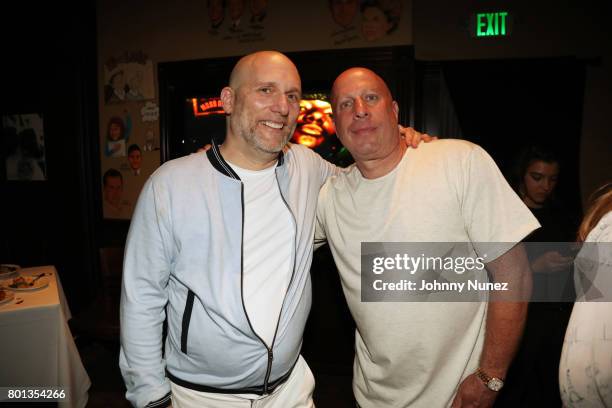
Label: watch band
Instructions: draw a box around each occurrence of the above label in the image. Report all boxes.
[475,368,504,392]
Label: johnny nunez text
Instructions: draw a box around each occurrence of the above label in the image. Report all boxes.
[372,279,509,292]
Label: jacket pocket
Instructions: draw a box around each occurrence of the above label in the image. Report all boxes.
[181,290,195,354]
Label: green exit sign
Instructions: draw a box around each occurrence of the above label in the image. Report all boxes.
[475,11,511,37]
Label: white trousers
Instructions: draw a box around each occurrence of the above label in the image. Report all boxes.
[170,355,315,408]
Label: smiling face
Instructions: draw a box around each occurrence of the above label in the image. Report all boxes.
[331,0,359,28]
[128,71,143,92]
[110,72,125,94]
[380,0,402,20]
[298,100,336,137]
[331,68,399,163]
[104,176,123,207]
[108,122,122,141]
[294,99,335,147]
[522,160,559,208]
[222,52,302,155]
[128,149,142,170]
[208,0,224,24]
[361,6,392,41]
[250,0,268,17]
[228,0,245,21]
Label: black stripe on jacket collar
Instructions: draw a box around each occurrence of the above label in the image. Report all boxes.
[206,139,241,180]
[206,138,285,179]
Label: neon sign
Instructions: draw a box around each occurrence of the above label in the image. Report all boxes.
[191,97,225,117]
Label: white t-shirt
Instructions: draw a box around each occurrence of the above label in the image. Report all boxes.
[229,161,294,347]
[316,140,540,407]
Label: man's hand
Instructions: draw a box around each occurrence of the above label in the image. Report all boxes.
[451,373,497,408]
[197,144,212,153]
[399,125,438,148]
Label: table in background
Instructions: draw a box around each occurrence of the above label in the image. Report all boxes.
[0,265,91,407]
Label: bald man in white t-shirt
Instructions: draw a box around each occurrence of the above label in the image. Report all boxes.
[315,68,540,408]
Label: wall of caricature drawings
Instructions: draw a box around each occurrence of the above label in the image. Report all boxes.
[203,0,407,46]
[207,0,270,43]
[100,52,159,220]
[328,0,404,46]
[97,1,411,219]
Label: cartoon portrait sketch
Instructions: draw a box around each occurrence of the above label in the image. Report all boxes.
[207,0,225,30]
[143,128,156,152]
[104,70,127,104]
[329,0,359,29]
[126,70,145,101]
[127,144,142,176]
[104,54,155,104]
[102,168,130,219]
[228,0,246,31]
[105,114,132,158]
[361,1,394,41]
[249,0,268,25]
[379,0,402,32]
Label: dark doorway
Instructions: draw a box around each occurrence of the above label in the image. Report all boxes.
[441,58,586,219]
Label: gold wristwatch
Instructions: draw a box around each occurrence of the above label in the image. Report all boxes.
[476,368,504,392]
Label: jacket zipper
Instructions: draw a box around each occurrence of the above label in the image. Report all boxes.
[238,182,276,395]
[213,143,293,396]
[237,163,298,395]
[263,348,274,394]
[263,170,298,394]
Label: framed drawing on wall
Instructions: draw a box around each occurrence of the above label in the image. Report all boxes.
[2,113,47,181]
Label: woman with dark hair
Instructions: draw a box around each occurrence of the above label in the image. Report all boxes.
[559,182,612,407]
[513,146,560,203]
[496,145,578,407]
[510,146,577,276]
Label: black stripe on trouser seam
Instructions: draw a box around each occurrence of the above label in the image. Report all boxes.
[145,391,171,408]
[181,290,195,353]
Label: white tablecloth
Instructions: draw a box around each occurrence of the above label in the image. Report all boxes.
[0,265,91,407]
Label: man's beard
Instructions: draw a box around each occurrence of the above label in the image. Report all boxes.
[242,123,294,154]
